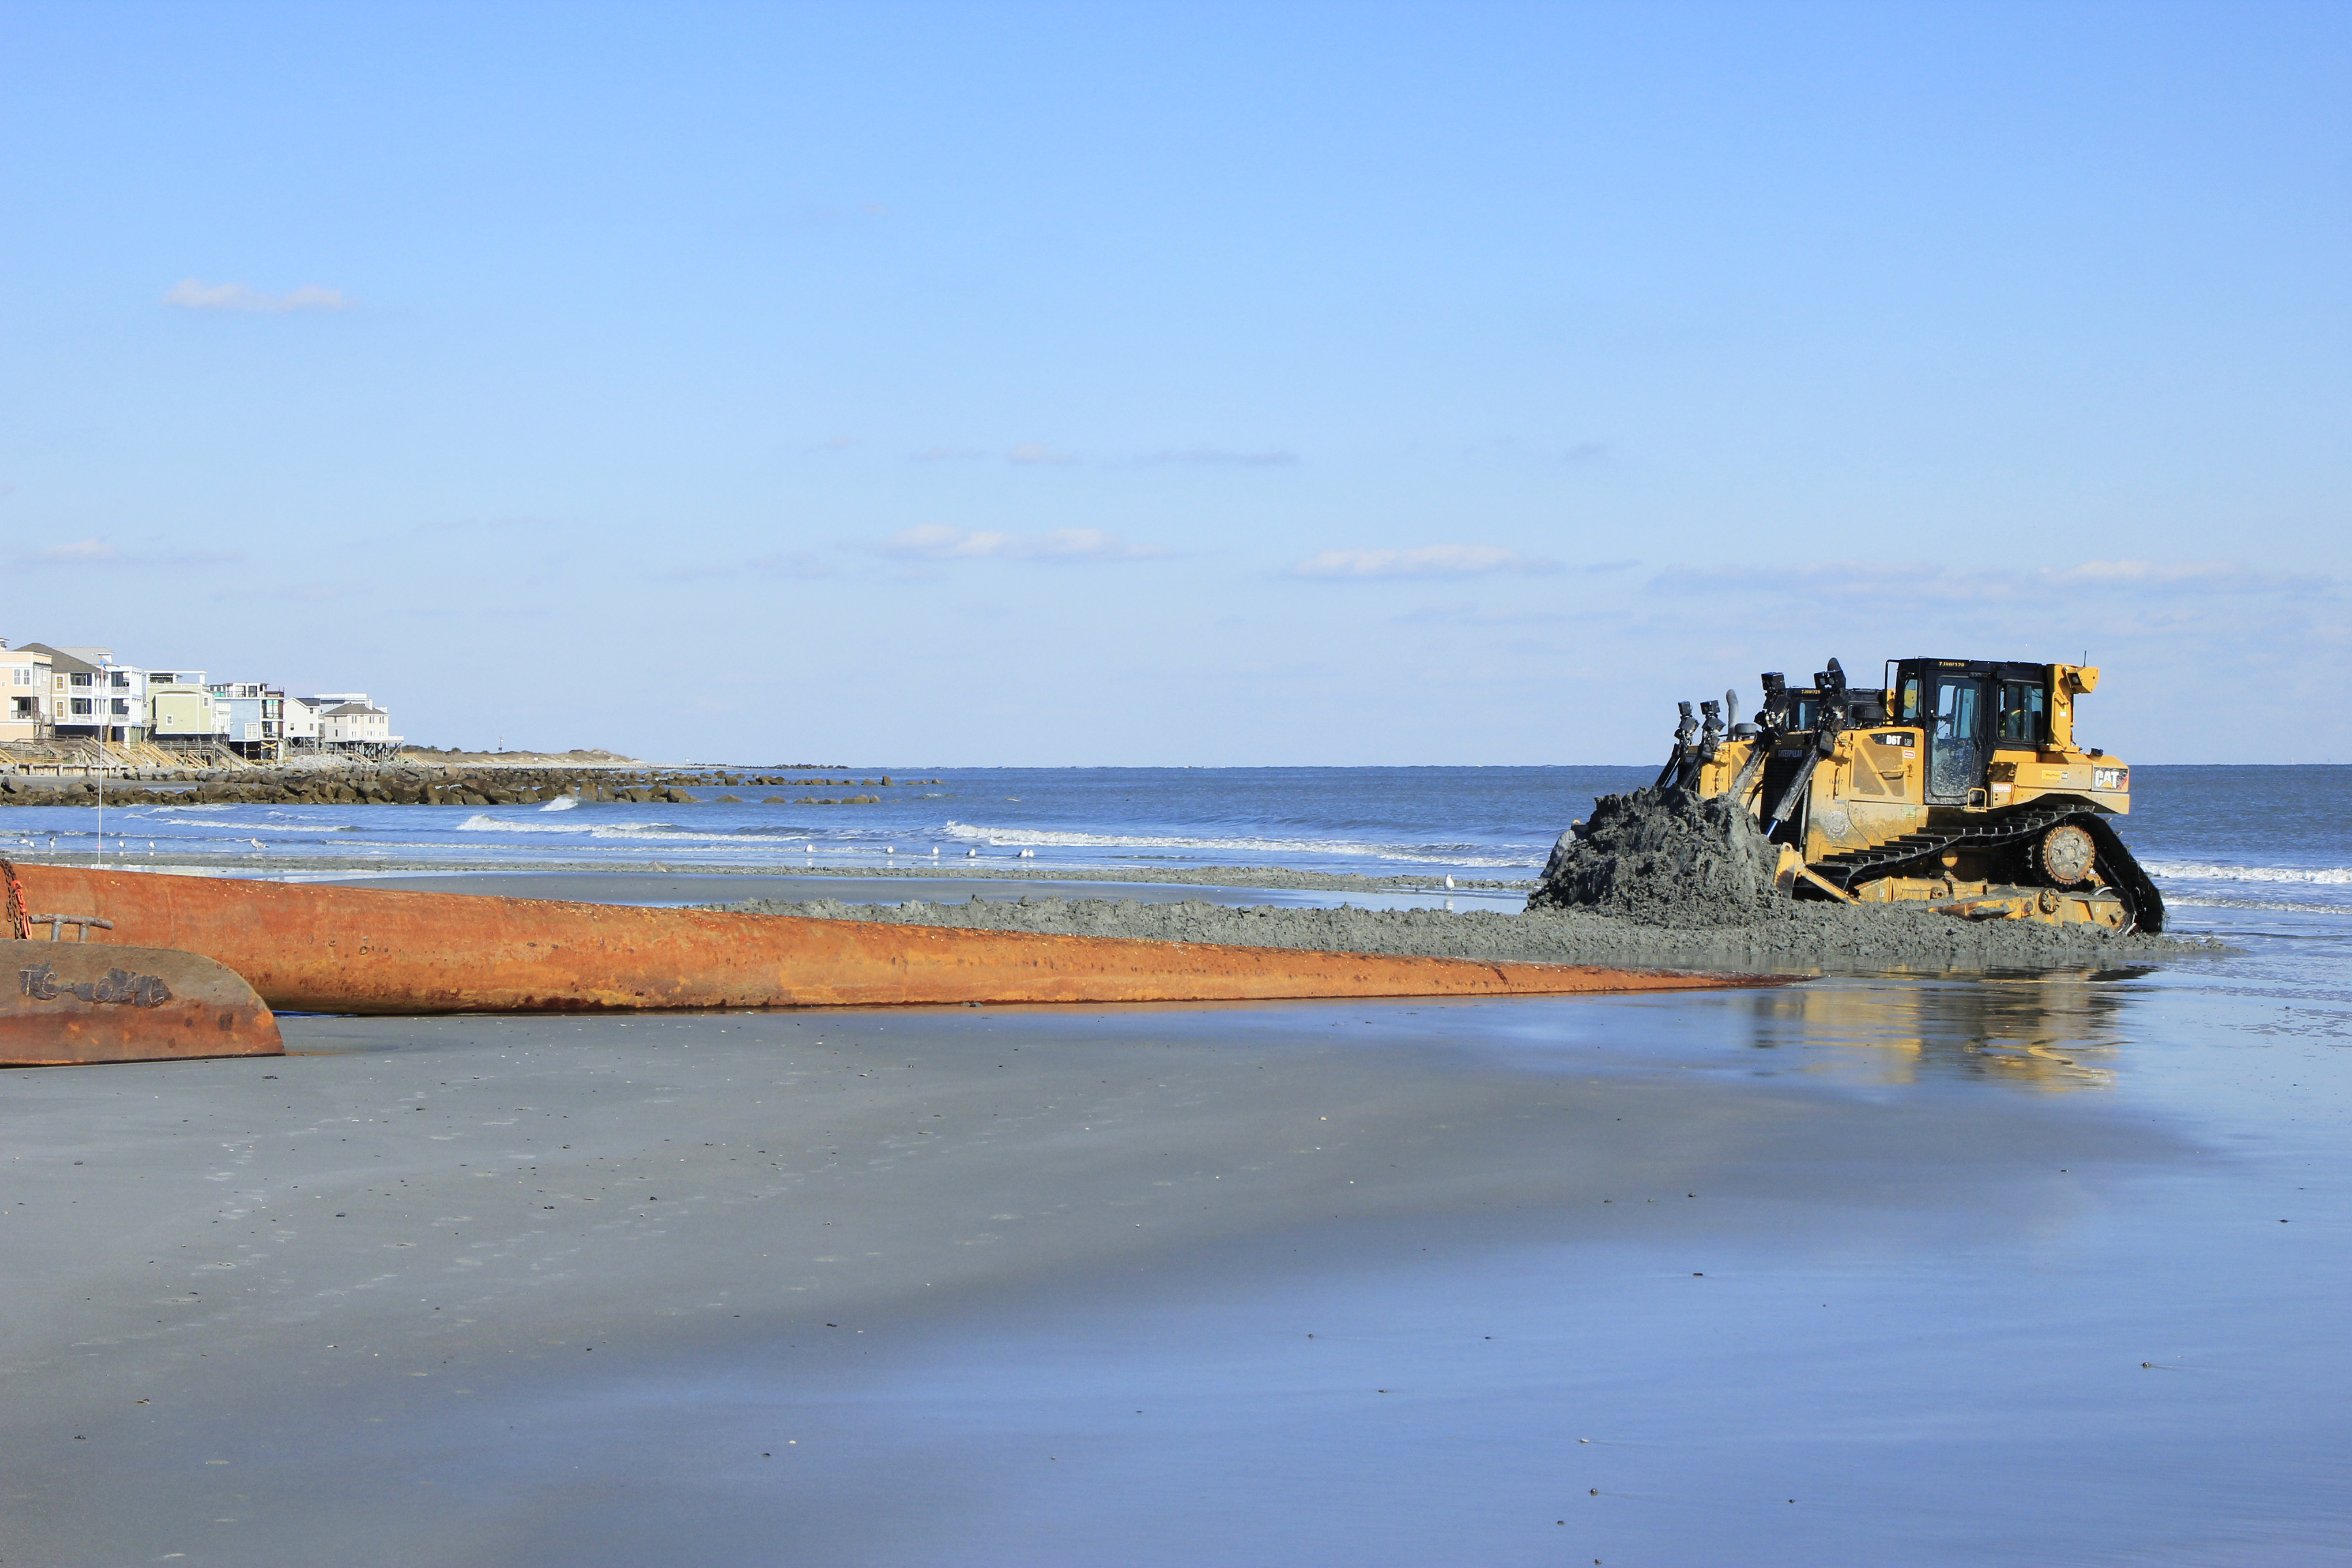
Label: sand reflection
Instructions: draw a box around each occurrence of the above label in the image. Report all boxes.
[1747,969,2156,1090]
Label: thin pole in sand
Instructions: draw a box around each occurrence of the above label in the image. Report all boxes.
[95,730,105,868]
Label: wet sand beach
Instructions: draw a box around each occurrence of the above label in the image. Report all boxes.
[7,956,2350,1565]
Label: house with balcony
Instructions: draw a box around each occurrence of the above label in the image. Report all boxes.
[17,644,150,746]
[146,669,231,754]
[1,641,54,743]
[283,694,324,751]
[312,693,402,754]
[206,681,287,761]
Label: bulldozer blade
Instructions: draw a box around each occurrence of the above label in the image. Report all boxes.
[3,938,281,1067]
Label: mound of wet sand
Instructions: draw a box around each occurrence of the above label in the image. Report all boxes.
[687,785,2210,982]
[705,890,2220,975]
[1527,785,1780,924]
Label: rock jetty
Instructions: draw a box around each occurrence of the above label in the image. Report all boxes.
[0,768,943,808]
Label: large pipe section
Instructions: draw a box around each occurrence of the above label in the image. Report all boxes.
[7,866,1781,1015]
[3,937,282,1065]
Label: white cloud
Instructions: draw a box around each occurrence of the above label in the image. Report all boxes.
[1289,544,1561,580]
[1650,558,2328,602]
[1138,446,1297,466]
[878,524,1171,562]
[1620,558,2351,719]
[666,551,837,581]
[213,581,344,603]
[31,538,119,562]
[1392,602,1580,626]
[14,538,242,569]
[1005,444,1075,466]
[164,279,353,313]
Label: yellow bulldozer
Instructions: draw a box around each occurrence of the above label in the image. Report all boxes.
[1663,657,2163,932]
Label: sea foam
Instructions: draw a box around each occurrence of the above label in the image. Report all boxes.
[938,819,1535,868]
[2144,860,2351,885]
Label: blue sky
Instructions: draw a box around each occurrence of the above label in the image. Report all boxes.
[3,1,2346,764]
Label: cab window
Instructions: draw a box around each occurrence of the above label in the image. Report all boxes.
[1899,678,1923,723]
[1932,678,1980,744]
[1995,681,2045,745]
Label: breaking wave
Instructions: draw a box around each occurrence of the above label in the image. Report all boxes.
[2144,861,2352,885]
[455,815,823,846]
[458,814,728,840]
[938,819,1537,868]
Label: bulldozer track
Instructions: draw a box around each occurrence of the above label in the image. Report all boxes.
[1808,799,2166,934]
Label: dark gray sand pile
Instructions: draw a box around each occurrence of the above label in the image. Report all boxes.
[711,783,2221,973]
[1526,784,1779,924]
[707,890,2219,975]
[756,862,1528,893]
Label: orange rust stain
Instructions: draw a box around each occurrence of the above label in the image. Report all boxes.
[7,866,1784,1015]
[3,936,282,1065]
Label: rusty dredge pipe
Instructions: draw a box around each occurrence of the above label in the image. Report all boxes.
[3,861,282,1064]
[7,865,1779,1015]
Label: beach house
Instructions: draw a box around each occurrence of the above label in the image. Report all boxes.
[283,695,323,751]
[17,644,150,746]
[1,641,53,742]
[146,669,229,755]
[314,694,401,753]
[207,681,287,760]
[1,646,410,759]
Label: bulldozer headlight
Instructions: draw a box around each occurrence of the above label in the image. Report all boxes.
[2093,766,2127,791]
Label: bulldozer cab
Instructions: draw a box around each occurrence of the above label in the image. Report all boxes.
[1891,659,2048,806]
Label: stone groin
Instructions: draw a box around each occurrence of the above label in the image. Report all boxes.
[0,768,943,808]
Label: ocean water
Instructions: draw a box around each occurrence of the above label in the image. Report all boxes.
[7,765,1630,879]
[12,764,2350,930]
